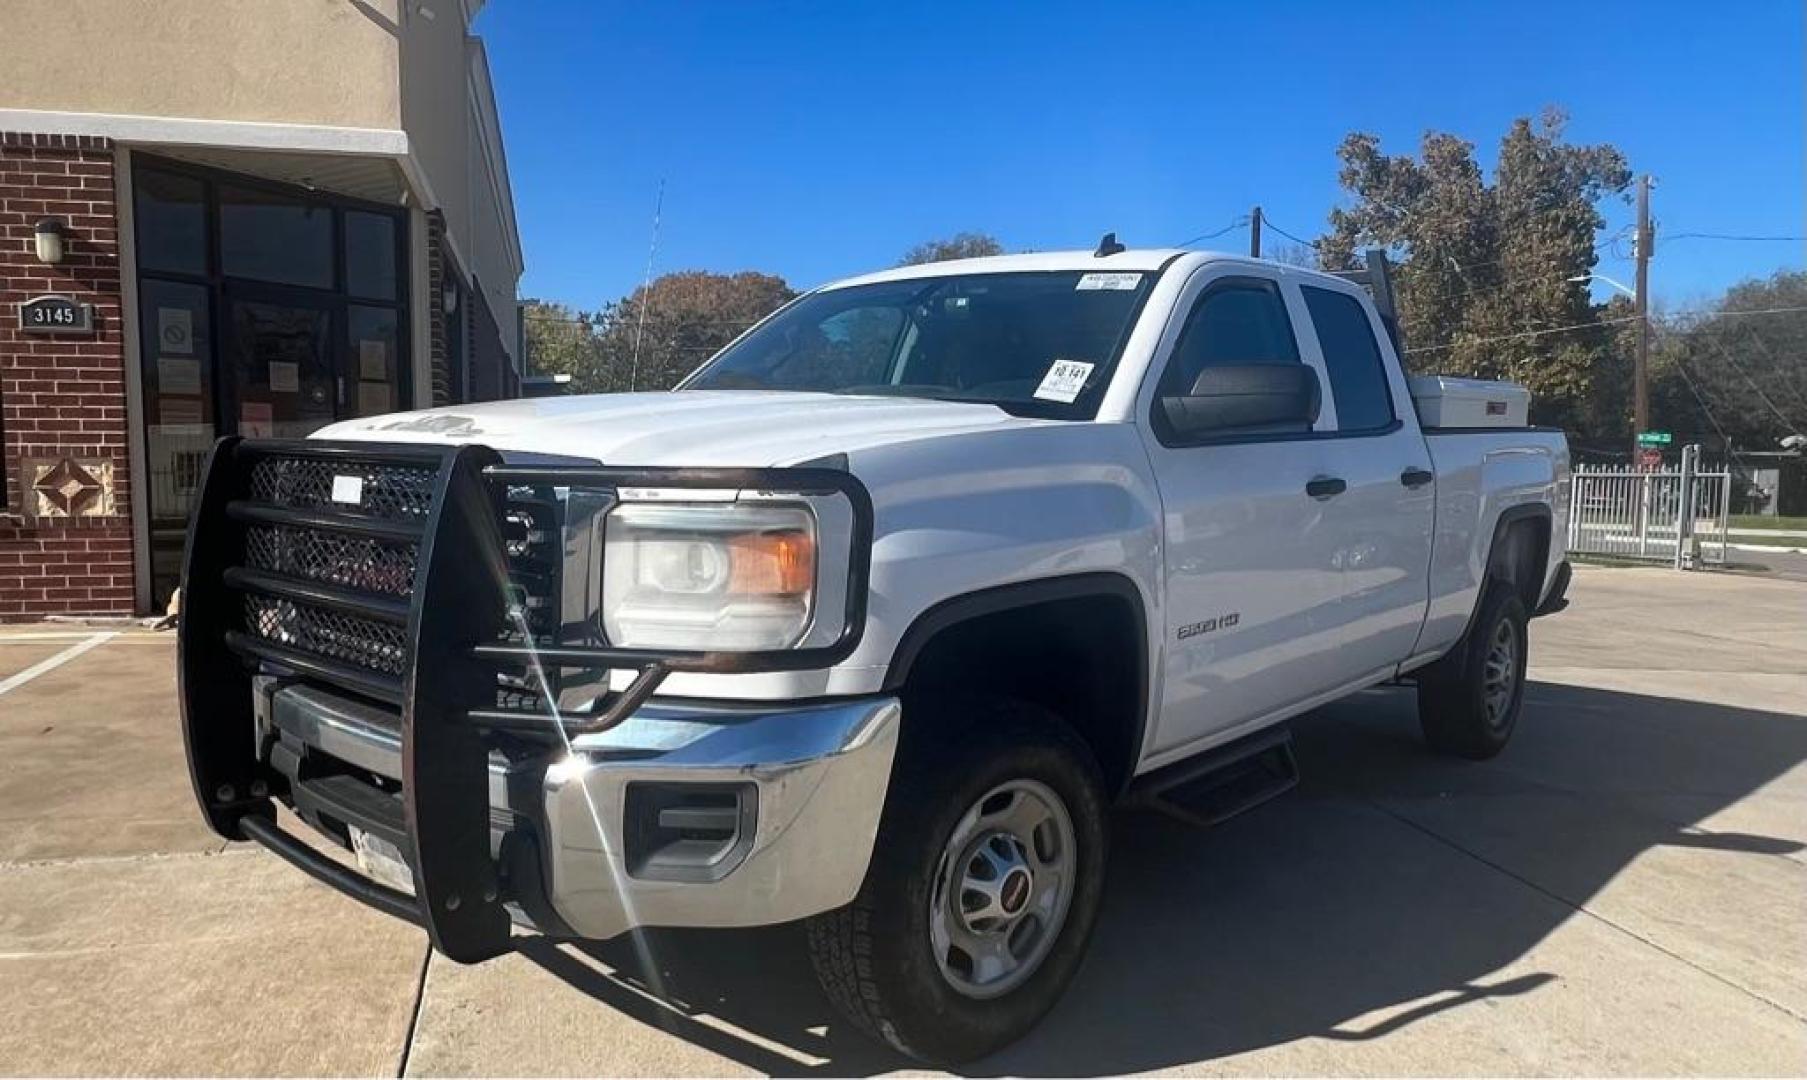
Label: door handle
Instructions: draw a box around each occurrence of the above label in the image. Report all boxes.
[1305,476,1347,499]
[1400,467,1434,489]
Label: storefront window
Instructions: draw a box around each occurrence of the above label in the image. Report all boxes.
[138,278,215,597]
[345,210,399,301]
[134,170,207,276]
[219,184,334,289]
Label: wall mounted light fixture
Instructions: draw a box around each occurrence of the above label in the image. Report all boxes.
[34,218,68,265]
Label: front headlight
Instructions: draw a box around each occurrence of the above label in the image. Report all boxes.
[601,502,818,650]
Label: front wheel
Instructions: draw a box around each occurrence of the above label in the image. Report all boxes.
[806,698,1108,1065]
[1418,583,1529,759]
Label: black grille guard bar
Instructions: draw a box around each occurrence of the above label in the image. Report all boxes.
[179,436,874,963]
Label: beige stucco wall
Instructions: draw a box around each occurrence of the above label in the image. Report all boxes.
[400,11,522,361]
[2,0,521,362]
[0,0,403,130]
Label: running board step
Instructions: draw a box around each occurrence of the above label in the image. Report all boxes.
[1124,726,1300,829]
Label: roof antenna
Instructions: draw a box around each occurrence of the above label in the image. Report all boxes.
[1094,231,1126,258]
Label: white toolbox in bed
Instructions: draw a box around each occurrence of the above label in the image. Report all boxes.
[1408,376,1530,429]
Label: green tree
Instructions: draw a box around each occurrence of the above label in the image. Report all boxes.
[521,299,604,381]
[1649,271,1807,453]
[1320,109,1632,435]
[898,232,1004,266]
[589,271,798,393]
[524,274,796,394]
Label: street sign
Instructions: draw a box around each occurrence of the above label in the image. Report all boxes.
[1636,431,1672,446]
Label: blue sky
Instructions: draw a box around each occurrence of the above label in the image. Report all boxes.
[479,1,1804,311]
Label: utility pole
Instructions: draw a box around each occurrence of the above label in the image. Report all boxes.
[1250,205,1263,258]
[1633,174,1653,454]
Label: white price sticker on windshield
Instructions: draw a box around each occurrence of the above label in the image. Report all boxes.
[1075,272,1142,291]
[1034,360,1094,403]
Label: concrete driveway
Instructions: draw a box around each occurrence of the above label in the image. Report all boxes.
[2,565,1803,1075]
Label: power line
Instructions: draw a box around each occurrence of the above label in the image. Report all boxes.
[1737,331,1807,418]
[1678,304,1807,323]
[1175,217,1248,247]
[1257,216,1320,250]
[1404,304,1807,356]
[1669,352,1735,450]
[1666,232,1807,243]
[1696,330,1803,431]
[1404,313,1642,354]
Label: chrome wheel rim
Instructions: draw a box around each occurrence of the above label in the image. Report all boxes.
[1482,618,1519,730]
[928,778,1078,1000]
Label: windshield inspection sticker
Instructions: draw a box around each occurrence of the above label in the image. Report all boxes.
[1034,359,1095,403]
[1075,272,1142,291]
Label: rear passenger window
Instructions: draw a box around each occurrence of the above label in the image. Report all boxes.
[1302,286,1395,432]
[1158,280,1299,396]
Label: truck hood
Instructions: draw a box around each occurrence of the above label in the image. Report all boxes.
[313,390,1048,466]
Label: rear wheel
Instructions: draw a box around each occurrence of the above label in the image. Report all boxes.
[806,698,1108,1065]
[1418,583,1528,759]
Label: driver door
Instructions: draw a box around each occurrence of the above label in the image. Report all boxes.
[1139,269,1351,759]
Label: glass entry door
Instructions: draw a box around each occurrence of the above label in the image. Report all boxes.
[224,288,339,439]
[132,156,411,607]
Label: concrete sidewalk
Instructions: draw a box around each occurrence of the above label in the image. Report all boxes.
[1,566,1804,1075]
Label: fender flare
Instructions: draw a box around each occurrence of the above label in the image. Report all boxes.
[1457,502,1553,647]
[882,572,1152,791]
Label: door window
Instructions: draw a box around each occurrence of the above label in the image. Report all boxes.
[132,158,410,606]
[1301,286,1396,432]
[348,305,402,417]
[227,297,335,438]
[1158,279,1300,397]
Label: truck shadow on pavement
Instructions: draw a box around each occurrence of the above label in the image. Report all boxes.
[520,681,1807,1076]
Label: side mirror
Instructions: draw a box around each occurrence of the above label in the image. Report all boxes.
[1160,363,1321,440]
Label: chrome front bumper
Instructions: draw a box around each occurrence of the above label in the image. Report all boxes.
[260,682,901,941]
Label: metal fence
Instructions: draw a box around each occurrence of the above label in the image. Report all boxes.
[1568,447,1731,567]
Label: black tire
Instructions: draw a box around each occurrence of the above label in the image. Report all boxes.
[1417,583,1529,760]
[805,696,1109,1065]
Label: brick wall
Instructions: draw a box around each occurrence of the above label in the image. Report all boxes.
[427,210,452,406]
[0,133,135,619]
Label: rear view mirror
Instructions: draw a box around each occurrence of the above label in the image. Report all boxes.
[1161,364,1321,440]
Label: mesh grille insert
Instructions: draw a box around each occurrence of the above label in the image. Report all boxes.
[244,595,408,677]
[249,458,435,519]
[245,525,419,598]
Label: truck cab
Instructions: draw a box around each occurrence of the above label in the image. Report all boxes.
[178,246,1570,1065]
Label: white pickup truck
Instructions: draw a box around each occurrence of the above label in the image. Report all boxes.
[179,244,1572,1064]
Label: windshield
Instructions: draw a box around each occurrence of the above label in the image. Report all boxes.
[683,270,1157,418]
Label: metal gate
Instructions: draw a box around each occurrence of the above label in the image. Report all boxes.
[1568,446,1731,567]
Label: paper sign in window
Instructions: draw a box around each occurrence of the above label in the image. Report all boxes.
[158,307,194,354]
[268,361,299,394]
[157,356,202,395]
[1034,359,1094,403]
[357,381,392,414]
[159,396,204,426]
[359,339,388,380]
[239,401,274,438]
[1075,273,1142,291]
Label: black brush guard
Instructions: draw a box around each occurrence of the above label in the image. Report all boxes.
[179,437,873,962]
